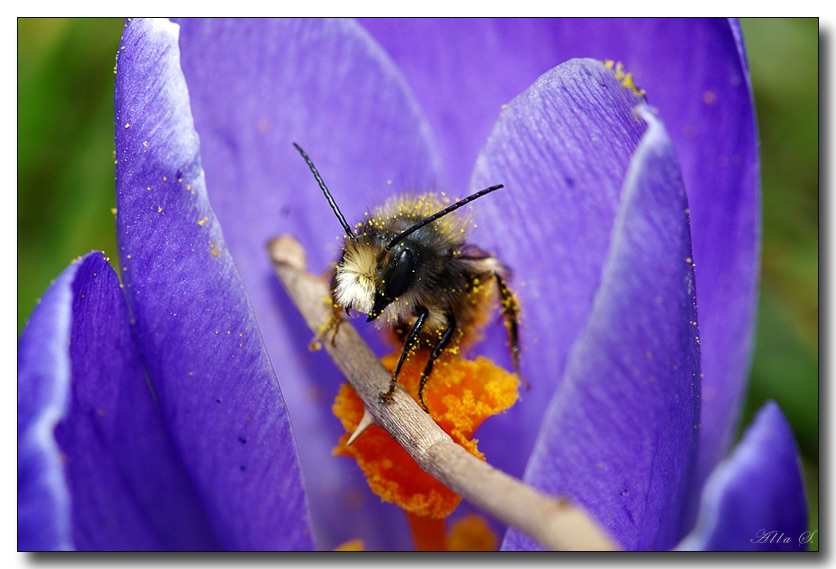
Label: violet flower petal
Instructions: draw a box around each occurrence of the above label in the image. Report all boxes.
[486,84,700,550]
[676,402,808,551]
[174,18,444,550]
[18,258,79,551]
[362,18,759,490]
[59,254,218,549]
[360,17,574,191]
[467,59,648,480]
[115,18,311,550]
[19,253,220,549]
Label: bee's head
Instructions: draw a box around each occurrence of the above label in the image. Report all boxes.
[334,237,419,322]
[368,241,419,322]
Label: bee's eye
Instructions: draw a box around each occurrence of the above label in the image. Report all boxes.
[384,248,416,300]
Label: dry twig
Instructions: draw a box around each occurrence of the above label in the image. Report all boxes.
[268,235,619,551]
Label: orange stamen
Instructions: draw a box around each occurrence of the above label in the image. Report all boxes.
[406,511,446,551]
[332,351,519,520]
[445,514,498,551]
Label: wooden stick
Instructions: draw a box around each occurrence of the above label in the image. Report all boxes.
[268,235,619,551]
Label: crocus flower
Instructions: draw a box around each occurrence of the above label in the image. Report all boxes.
[18,18,808,551]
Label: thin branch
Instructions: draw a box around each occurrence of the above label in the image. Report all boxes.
[268,235,619,551]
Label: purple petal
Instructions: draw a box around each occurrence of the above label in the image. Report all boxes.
[56,254,218,549]
[19,253,225,549]
[494,90,700,550]
[18,257,80,551]
[669,19,761,495]
[174,18,444,550]
[359,17,572,191]
[115,18,311,550]
[363,18,759,489]
[467,59,648,481]
[676,402,808,551]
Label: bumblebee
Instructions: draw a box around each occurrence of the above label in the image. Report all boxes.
[293,143,522,412]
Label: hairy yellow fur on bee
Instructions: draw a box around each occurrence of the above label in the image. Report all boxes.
[334,239,378,316]
[360,194,470,239]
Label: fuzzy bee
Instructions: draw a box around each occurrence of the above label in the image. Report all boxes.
[294,143,522,412]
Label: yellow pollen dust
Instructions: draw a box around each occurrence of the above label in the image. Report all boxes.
[334,539,365,551]
[604,60,646,96]
[332,352,519,519]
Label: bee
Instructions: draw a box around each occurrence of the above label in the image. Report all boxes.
[293,143,522,412]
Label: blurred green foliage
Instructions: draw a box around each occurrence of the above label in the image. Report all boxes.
[17,18,818,549]
[738,17,818,550]
[18,18,123,331]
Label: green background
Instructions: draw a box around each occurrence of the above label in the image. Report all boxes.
[17,18,819,548]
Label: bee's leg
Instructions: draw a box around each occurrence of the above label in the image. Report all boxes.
[311,272,345,350]
[417,312,457,413]
[493,272,528,390]
[383,305,428,402]
[326,270,343,346]
[309,300,344,350]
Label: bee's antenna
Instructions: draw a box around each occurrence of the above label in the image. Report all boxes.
[293,143,354,238]
[385,184,504,252]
